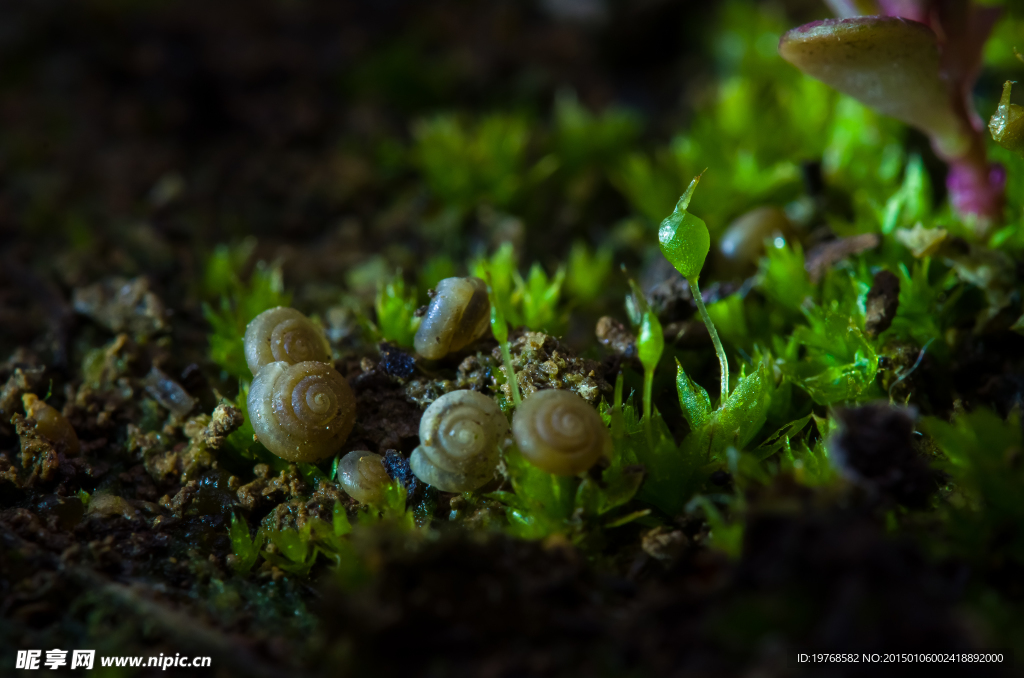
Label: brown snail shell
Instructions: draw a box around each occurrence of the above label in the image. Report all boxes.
[512,388,610,475]
[248,361,356,463]
[716,206,795,276]
[22,393,79,455]
[414,277,491,360]
[337,450,392,505]
[410,389,508,492]
[244,306,332,376]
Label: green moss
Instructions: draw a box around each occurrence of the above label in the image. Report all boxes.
[923,409,1024,564]
[203,255,291,381]
[413,113,531,214]
[373,271,420,347]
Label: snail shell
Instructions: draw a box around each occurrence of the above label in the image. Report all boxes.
[717,207,795,276]
[410,389,508,492]
[414,277,491,360]
[248,361,356,462]
[244,307,332,376]
[22,393,79,455]
[512,389,610,475]
[338,450,392,505]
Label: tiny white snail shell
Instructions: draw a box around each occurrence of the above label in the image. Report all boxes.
[414,276,491,360]
[244,306,332,376]
[410,389,508,492]
[512,388,610,475]
[248,360,356,463]
[337,450,392,505]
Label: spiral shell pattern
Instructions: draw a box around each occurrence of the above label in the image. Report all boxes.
[410,389,508,492]
[512,389,610,475]
[414,276,491,360]
[244,307,332,376]
[338,450,392,505]
[248,361,356,462]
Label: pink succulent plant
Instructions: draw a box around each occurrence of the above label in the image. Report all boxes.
[782,0,1004,231]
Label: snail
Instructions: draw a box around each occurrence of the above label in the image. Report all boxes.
[409,389,508,492]
[22,393,80,455]
[511,388,610,475]
[414,276,491,360]
[248,360,356,463]
[244,307,332,376]
[716,206,795,276]
[337,450,392,505]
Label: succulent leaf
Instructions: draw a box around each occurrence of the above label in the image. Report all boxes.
[779,16,970,159]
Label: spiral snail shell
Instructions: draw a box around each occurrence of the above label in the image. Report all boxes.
[512,389,610,475]
[244,307,332,376]
[248,361,356,462]
[22,393,80,455]
[410,389,508,492]
[414,276,491,360]
[337,450,392,505]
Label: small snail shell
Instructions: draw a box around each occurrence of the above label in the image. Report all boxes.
[338,450,392,505]
[249,361,356,463]
[244,307,332,376]
[716,207,795,276]
[512,389,610,475]
[22,393,80,455]
[410,389,508,492]
[414,277,491,360]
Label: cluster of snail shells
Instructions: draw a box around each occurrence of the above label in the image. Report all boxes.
[414,276,491,360]
[245,297,611,499]
[245,307,356,463]
[409,387,611,492]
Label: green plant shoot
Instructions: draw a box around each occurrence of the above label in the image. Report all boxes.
[374,270,420,347]
[658,174,729,399]
[487,275,521,406]
[626,275,663,429]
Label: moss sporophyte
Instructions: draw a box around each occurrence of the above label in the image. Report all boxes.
[658,174,730,401]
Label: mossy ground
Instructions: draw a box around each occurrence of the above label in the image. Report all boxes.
[3,1,1024,676]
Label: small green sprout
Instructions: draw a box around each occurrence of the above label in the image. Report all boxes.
[228,512,264,574]
[881,155,931,234]
[374,270,420,347]
[566,241,612,306]
[487,275,521,407]
[471,243,520,326]
[203,259,291,381]
[513,262,566,335]
[658,174,730,399]
[675,358,711,431]
[625,274,663,428]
